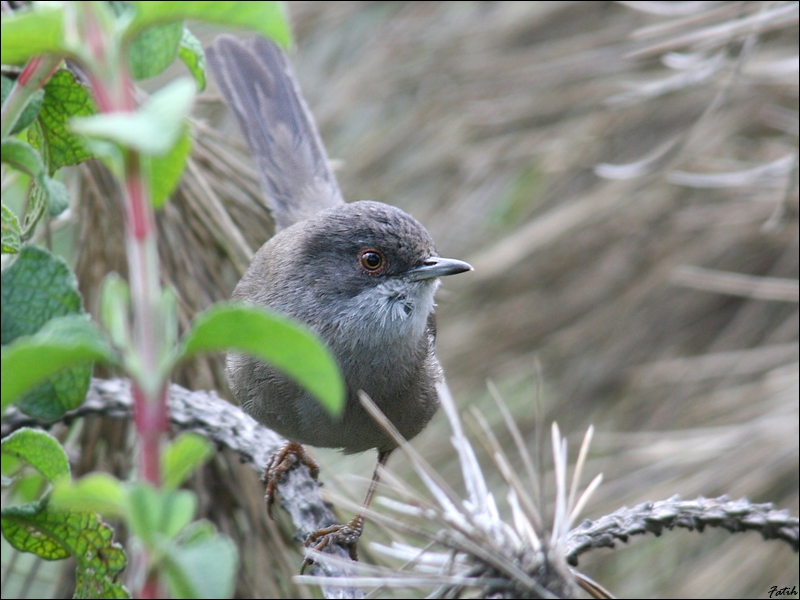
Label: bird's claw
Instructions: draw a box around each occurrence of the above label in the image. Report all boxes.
[261,441,319,519]
[300,516,365,573]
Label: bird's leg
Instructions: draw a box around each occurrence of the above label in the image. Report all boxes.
[301,449,393,573]
[262,441,319,519]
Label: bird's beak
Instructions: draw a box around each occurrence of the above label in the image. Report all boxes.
[406,257,473,281]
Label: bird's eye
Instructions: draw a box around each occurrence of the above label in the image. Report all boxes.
[358,249,386,274]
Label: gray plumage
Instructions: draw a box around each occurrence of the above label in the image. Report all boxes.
[207,35,343,231]
[208,37,471,455]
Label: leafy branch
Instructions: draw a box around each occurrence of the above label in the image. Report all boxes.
[1,2,343,598]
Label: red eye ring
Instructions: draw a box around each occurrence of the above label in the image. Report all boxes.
[358,248,386,274]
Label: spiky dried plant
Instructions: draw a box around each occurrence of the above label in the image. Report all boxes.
[297,383,606,599]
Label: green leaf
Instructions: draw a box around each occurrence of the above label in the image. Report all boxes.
[1,315,115,415]
[38,174,70,217]
[128,22,183,80]
[28,69,98,174]
[128,1,292,49]
[0,246,107,418]
[0,7,66,66]
[6,471,47,504]
[125,484,160,546]
[1,245,82,344]
[1,137,44,177]
[70,77,195,156]
[176,519,215,545]
[177,303,344,416]
[178,27,206,92]
[160,286,179,360]
[21,173,47,237]
[1,498,128,598]
[160,490,197,540]
[2,498,71,560]
[51,473,127,517]
[1,203,21,254]
[100,273,132,352]
[162,532,238,599]
[127,484,196,546]
[1,75,45,135]
[79,138,125,177]
[162,433,213,490]
[149,125,192,207]
[77,567,130,599]
[1,428,70,483]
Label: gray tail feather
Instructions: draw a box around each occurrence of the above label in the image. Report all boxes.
[207,35,344,231]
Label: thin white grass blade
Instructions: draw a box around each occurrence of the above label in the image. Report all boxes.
[569,473,604,529]
[567,425,595,520]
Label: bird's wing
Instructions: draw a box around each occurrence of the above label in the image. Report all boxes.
[207,35,344,231]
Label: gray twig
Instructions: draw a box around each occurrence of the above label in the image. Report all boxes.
[566,495,800,565]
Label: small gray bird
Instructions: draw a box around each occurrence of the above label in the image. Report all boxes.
[207,35,472,564]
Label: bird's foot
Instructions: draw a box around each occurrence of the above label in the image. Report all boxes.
[262,441,319,519]
[301,515,365,573]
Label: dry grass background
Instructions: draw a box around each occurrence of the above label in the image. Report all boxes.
[8,1,797,598]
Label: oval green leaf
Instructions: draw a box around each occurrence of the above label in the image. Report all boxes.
[70,77,195,156]
[177,303,344,416]
[163,533,238,600]
[150,125,192,207]
[1,496,127,596]
[0,8,65,66]
[1,203,21,254]
[1,428,70,483]
[1,315,116,413]
[128,1,292,49]
[161,432,213,490]
[128,22,183,80]
[51,472,127,517]
[178,27,206,91]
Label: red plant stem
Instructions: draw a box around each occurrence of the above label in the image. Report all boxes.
[72,4,171,597]
[124,151,151,241]
[18,54,60,87]
[17,56,44,86]
[0,54,61,138]
[82,0,106,70]
[81,4,166,488]
[123,149,165,486]
[138,574,163,600]
[85,66,135,114]
[81,3,135,113]
[121,150,162,374]
[132,382,168,485]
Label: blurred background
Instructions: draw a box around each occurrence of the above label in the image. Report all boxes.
[4,1,798,598]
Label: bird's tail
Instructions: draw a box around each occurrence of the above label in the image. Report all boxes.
[207,35,344,231]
